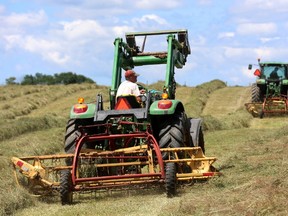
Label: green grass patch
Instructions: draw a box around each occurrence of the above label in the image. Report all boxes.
[184,79,226,117]
[0,115,66,142]
[202,109,253,131]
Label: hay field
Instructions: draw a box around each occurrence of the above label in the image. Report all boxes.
[0,81,287,216]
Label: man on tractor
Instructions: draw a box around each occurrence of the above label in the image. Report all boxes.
[116,69,146,101]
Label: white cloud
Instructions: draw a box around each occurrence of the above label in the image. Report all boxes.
[135,0,181,9]
[242,0,288,12]
[21,36,70,65]
[46,51,70,65]
[260,37,280,43]
[4,35,22,50]
[224,47,244,58]
[59,19,109,40]
[197,0,212,5]
[132,14,168,26]
[233,0,288,13]
[236,22,277,35]
[0,10,47,37]
[22,36,58,53]
[4,34,71,65]
[190,35,206,46]
[2,17,116,67]
[112,26,135,37]
[0,5,5,13]
[1,10,47,27]
[254,48,272,60]
[218,32,235,39]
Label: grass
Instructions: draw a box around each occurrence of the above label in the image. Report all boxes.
[0,81,287,215]
[201,86,250,117]
[180,79,226,117]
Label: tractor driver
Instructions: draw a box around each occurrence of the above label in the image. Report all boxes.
[116,70,146,100]
[270,67,279,79]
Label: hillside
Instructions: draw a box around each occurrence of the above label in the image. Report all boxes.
[201,86,250,117]
[0,81,287,216]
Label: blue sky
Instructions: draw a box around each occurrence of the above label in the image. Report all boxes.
[1,0,288,86]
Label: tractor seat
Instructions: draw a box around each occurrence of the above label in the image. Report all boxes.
[115,95,141,110]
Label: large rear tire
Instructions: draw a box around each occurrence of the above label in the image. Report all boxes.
[187,118,205,154]
[64,119,81,154]
[64,118,96,163]
[60,170,73,205]
[251,83,261,102]
[198,126,205,154]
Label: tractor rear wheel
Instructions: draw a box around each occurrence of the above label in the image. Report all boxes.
[60,169,73,205]
[158,113,186,159]
[165,162,177,197]
[64,118,95,157]
[251,83,261,102]
[187,118,205,154]
[64,119,81,154]
[197,126,205,154]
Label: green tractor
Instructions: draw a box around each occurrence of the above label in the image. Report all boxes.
[245,59,288,118]
[65,29,204,155]
[56,29,218,203]
[10,30,219,204]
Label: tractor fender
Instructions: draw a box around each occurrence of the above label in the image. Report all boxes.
[187,118,203,147]
[282,79,288,85]
[256,79,266,84]
[149,99,184,115]
[69,103,96,119]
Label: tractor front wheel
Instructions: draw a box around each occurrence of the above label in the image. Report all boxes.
[165,162,177,197]
[60,169,73,205]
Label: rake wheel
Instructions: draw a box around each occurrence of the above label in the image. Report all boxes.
[165,162,177,198]
[60,169,73,205]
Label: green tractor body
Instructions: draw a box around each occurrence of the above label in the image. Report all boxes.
[65,29,205,154]
[60,29,218,202]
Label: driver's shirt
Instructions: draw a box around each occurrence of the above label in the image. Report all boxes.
[116,80,140,98]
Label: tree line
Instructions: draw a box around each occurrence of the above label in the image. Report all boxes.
[5,72,95,85]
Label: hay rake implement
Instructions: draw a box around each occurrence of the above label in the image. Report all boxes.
[245,95,288,118]
[12,123,219,204]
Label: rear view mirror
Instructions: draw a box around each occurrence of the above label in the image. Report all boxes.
[248,64,252,70]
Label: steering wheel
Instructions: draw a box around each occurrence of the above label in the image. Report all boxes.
[137,84,147,106]
[137,83,147,92]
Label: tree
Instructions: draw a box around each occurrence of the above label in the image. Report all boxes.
[21,75,36,85]
[54,72,94,84]
[35,73,55,85]
[20,72,95,85]
[5,77,17,85]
